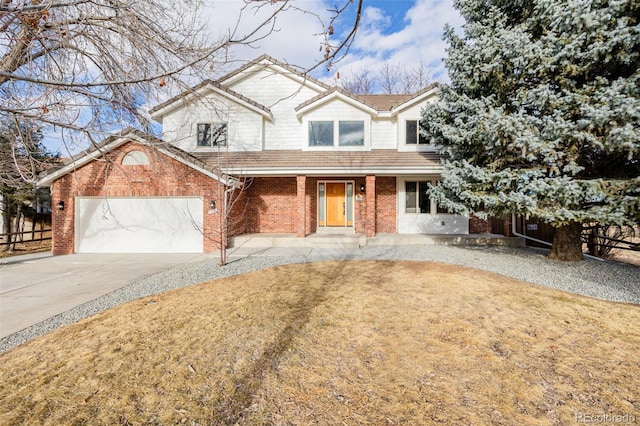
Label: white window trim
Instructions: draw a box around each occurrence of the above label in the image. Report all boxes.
[398,119,437,153]
[195,122,228,149]
[397,177,454,216]
[304,119,370,151]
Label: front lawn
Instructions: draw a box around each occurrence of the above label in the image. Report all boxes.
[1,260,638,425]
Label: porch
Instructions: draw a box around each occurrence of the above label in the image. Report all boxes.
[230,232,524,252]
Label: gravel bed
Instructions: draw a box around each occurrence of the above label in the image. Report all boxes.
[1,245,638,354]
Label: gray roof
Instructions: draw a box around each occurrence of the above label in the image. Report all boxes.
[149,81,272,118]
[193,149,443,176]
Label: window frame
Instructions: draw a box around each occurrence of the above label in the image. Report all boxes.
[308,121,334,147]
[403,178,450,215]
[196,122,228,147]
[338,121,365,147]
[405,119,429,145]
[307,119,366,149]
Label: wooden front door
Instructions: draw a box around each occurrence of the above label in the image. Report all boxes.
[326,183,346,226]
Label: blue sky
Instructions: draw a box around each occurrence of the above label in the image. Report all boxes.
[48,1,464,154]
[204,0,464,86]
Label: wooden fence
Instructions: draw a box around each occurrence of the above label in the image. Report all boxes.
[0,229,52,247]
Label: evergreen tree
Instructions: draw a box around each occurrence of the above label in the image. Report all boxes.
[0,123,58,249]
[423,0,640,261]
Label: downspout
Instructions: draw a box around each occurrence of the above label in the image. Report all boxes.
[511,213,552,247]
[510,213,604,261]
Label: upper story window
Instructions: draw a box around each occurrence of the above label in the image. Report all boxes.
[309,121,334,146]
[309,120,365,147]
[339,121,364,146]
[406,120,429,145]
[197,122,227,147]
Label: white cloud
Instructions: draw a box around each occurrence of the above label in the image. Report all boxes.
[324,0,464,86]
[199,1,463,88]
[201,0,335,70]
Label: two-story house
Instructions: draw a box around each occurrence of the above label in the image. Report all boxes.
[37,55,487,255]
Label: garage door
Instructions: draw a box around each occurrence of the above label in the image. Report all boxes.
[75,197,204,253]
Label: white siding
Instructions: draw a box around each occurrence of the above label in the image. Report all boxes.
[396,177,469,234]
[162,95,263,153]
[159,62,442,154]
[370,118,396,149]
[396,96,439,152]
[227,69,323,150]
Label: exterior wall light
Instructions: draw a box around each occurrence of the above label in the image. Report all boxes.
[210,200,216,210]
[360,183,365,194]
[57,201,65,210]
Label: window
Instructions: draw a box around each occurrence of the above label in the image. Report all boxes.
[309,121,334,146]
[121,150,149,165]
[197,123,227,147]
[405,180,449,214]
[405,181,431,213]
[309,120,365,147]
[406,120,429,145]
[339,121,364,146]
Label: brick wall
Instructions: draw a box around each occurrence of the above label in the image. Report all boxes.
[49,141,223,255]
[244,176,392,236]
[245,177,297,233]
[469,215,490,234]
[375,177,397,233]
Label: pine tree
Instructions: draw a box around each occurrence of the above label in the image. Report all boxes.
[0,123,58,250]
[423,0,640,261]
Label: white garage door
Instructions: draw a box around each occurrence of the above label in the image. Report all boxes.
[76,197,204,253]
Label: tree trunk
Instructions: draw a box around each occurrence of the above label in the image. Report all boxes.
[10,202,23,251]
[1,193,12,252]
[548,221,584,261]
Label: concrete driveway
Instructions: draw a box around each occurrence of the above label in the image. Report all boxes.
[0,252,208,338]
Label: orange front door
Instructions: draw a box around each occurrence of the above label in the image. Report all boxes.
[326,183,346,226]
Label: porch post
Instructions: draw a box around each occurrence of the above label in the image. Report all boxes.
[365,175,376,237]
[296,175,306,237]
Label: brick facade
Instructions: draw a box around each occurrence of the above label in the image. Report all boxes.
[375,177,397,234]
[469,215,490,234]
[242,176,398,237]
[48,143,483,254]
[49,141,223,255]
[244,177,297,234]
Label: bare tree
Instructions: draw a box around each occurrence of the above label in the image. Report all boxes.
[335,66,376,94]
[337,61,433,95]
[0,0,364,167]
[378,63,401,94]
[216,174,253,266]
[405,61,431,93]
[379,61,432,94]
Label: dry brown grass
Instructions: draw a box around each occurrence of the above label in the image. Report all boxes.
[0,240,51,258]
[1,260,638,425]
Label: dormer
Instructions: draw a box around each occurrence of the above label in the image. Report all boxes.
[389,83,439,152]
[149,81,273,153]
[295,88,379,151]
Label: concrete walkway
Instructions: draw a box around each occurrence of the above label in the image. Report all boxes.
[0,253,207,338]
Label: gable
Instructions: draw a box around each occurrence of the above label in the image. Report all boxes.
[295,89,378,119]
[219,55,329,96]
[298,95,375,121]
[149,81,272,123]
[390,83,439,116]
[36,129,227,188]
